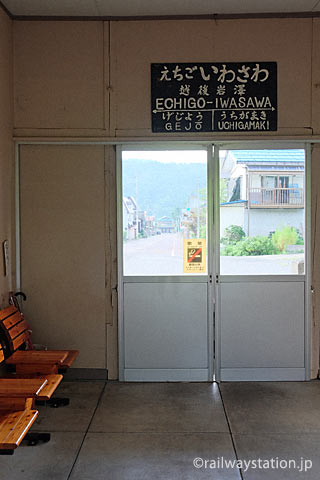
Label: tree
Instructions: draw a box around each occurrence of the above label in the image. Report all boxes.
[221,225,246,245]
[271,226,298,253]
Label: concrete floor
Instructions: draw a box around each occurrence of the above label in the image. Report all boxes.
[1,381,320,479]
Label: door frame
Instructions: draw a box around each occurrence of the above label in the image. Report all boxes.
[14,139,311,381]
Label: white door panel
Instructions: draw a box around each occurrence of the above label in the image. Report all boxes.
[124,282,208,369]
[220,281,305,369]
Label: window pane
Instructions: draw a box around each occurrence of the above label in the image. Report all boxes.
[220,149,305,275]
[123,150,207,276]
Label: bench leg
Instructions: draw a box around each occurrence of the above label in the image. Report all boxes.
[23,432,51,446]
[36,397,70,408]
[0,449,14,455]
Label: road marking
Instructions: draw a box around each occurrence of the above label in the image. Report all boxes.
[171,235,177,256]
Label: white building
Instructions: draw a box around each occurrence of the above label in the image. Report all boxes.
[123,196,138,240]
[220,150,305,238]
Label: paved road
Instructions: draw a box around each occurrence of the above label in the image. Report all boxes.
[123,233,304,276]
[124,233,184,275]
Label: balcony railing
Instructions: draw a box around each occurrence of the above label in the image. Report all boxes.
[249,188,304,207]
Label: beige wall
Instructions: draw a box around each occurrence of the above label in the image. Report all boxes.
[110,19,214,136]
[0,10,13,308]
[14,21,107,135]
[13,18,315,138]
[111,18,312,137]
[11,17,320,378]
[20,145,107,370]
[312,19,320,135]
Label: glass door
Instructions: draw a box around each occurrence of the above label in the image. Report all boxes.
[218,146,308,381]
[118,146,214,381]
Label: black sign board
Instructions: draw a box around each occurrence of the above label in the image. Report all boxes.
[151,62,277,133]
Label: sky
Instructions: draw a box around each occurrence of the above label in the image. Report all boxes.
[122,150,207,164]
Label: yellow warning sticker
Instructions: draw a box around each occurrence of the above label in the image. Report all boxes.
[183,238,206,273]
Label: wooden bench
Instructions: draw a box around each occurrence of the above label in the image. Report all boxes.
[0,305,72,407]
[0,305,79,373]
[0,344,50,455]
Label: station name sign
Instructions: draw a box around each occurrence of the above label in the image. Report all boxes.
[151,62,277,133]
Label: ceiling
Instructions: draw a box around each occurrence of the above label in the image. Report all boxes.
[2,0,320,18]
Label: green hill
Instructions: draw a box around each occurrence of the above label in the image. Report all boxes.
[122,159,207,220]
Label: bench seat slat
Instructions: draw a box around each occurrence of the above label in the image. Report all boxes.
[0,378,47,397]
[2,374,63,401]
[2,312,24,330]
[6,350,68,365]
[12,331,30,351]
[0,306,17,322]
[7,320,29,341]
[36,374,63,400]
[50,350,79,367]
[0,410,38,449]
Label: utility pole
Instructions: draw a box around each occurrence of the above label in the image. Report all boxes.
[197,183,200,238]
[135,175,138,239]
